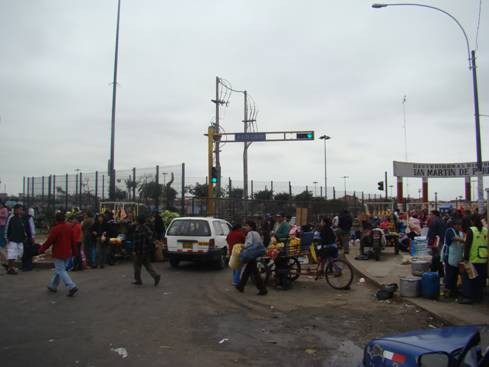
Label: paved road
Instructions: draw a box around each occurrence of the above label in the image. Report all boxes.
[0,261,445,367]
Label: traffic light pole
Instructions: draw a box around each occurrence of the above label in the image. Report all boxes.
[207,126,216,216]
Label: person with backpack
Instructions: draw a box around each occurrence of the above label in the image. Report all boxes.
[132,214,161,286]
[441,219,465,298]
[236,220,267,296]
[21,208,36,271]
[459,214,488,304]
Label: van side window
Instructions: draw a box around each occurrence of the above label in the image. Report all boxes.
[213,221,224,236]
[220,222,230,236]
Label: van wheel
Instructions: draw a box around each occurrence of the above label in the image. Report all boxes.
[169,257,180,268]
[215,251,227,270]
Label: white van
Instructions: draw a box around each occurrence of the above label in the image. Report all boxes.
[164,217,231,269]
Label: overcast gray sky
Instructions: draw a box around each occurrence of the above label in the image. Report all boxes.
[1,0,488,200]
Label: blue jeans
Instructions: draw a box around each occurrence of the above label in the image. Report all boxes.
[232,268,241,285]
[49,258,76,290]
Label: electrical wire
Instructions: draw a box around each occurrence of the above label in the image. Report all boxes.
[475,0,482,51]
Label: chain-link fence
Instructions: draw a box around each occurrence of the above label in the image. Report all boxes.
[22,164,185,213]
[22,166,403,225]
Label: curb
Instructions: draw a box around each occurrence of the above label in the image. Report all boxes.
[344,253,454,326]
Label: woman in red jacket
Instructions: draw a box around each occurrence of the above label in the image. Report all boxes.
[226,224,245,286]
[39,212,78,297]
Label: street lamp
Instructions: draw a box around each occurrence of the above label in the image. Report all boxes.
[372,3,484,212]
[319,135,331,200]
[109,0,122,201]
[313,181,318,197]
[341,176,349,200]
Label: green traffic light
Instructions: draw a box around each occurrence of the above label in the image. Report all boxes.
[307,133,313,139]
[211,178,217,184]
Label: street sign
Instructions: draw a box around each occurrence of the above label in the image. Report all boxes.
[234,132,267,142]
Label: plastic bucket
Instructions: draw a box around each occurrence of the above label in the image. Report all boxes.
[411,260,431,276]
[421,272,440,299]
[400,276,421,297]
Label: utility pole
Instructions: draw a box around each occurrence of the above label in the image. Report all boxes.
[109,0,121,201]
[243,90,249,199]
[214,77,222,195]
[385,171,388,201]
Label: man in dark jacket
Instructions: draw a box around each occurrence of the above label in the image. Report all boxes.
[338,210,353,254]
[132,214,160,286]
[427,210,445,275]
[5,204,26,274]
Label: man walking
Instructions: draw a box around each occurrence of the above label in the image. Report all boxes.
[132,214,160,286]
[5,204,26,274]
[338,210,353,254]
[39,212,78,297]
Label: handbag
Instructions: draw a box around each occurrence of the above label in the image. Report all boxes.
[240,243,266,264]
[229,244,243,269]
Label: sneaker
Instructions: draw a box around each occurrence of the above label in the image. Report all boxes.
[47,286,57,293]
[7,269,18,275]
[257,289,268,296]
[67,287,78,297]
[235,285,244,293]
[154,275,161,287]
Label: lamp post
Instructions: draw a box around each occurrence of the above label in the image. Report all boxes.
[109,0,122,201]
[319,135,331,200]
[341,176,349,201]
[313,181,318,197]
[372,3,484,212]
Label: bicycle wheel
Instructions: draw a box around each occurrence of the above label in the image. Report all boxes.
[288,257,301,281]
[325,259,353,290]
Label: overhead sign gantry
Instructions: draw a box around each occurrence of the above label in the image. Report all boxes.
[206,127,315,215]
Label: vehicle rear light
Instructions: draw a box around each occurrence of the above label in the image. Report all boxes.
[208,239,215,249]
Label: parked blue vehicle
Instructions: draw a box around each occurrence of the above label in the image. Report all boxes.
[361,325,489,367]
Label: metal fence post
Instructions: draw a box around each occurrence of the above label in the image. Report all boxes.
[333,186,336,200]
[41,176,45,201]
[181,163,185,215]
[75,174,79,203]
[26,177,30,207]
[132,167,136,201]
[228,177,232,196]
[156,165,160,210]
[31,177,34,206]
[22,176,26,201]
[79,172,83,209]
[271,180,274,195]
[47,176,51,208]
[64,174,68,210]
[251,180,254,199]
[102,175,105,200]
[95,171,99,212]
[53,175,56,209]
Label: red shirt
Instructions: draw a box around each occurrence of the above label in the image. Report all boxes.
[72,222,82,243]
[226,229,245,253]
[40,221,74,260]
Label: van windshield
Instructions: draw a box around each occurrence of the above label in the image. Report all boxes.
[167,220,211,237]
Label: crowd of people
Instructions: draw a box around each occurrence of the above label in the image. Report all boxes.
[0,202,167,295]
[225,208,488,305]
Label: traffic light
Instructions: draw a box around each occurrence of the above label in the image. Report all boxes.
[211,167,218,184]
[377,181,384,191]
[296,131,314,140]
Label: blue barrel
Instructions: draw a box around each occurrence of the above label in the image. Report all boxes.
[420,272,440,299]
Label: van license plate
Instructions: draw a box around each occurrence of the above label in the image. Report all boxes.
[182,243,193,249]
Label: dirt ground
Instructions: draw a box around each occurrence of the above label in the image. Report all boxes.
[0,261,445,367]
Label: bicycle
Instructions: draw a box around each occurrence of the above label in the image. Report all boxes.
[314,251,354,290]
[256,244,354,290]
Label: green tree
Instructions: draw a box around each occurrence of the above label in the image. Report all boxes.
[228,188,244,199]
[191,183,209,198]
[274,192,291,201]
[294,190,313,202]
[254,189,273,200]
[138,181,163,202]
